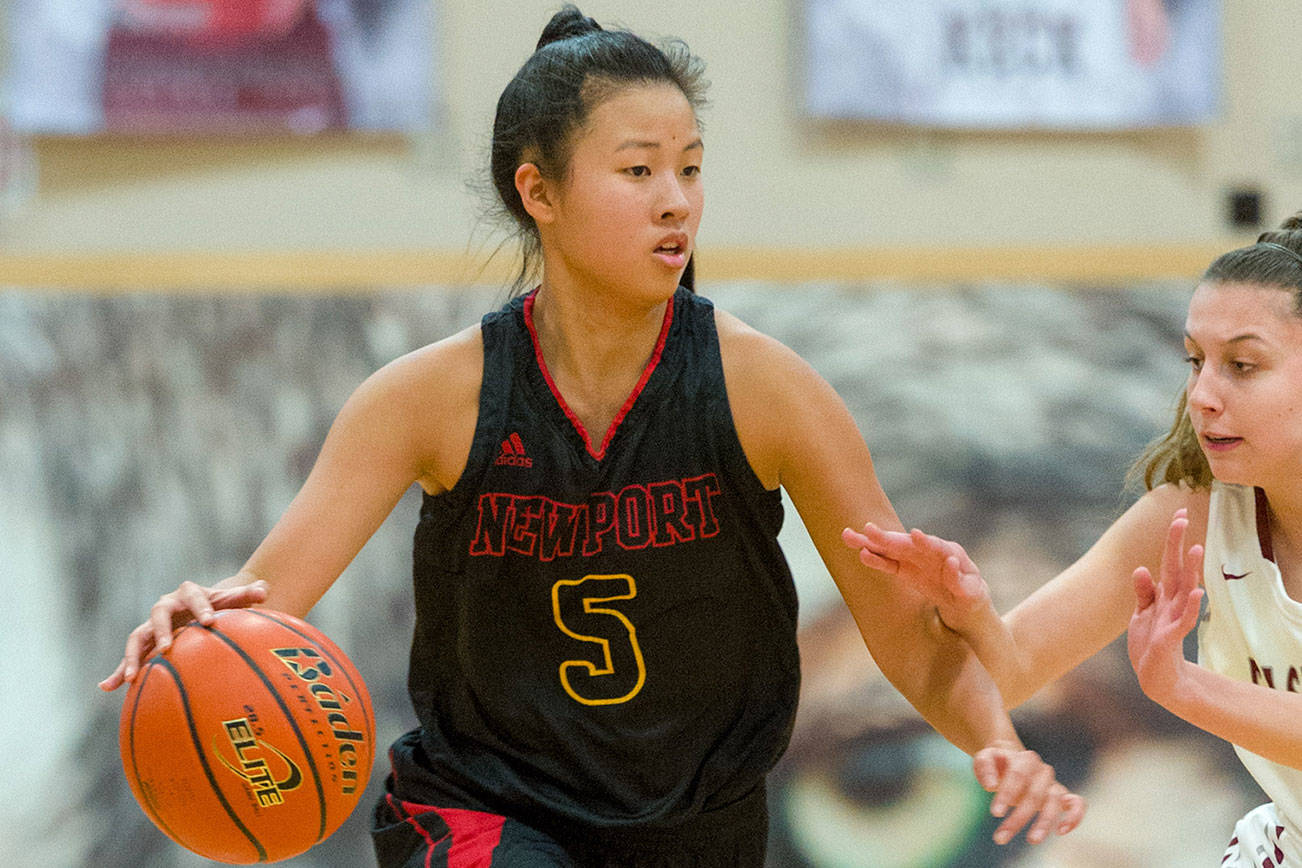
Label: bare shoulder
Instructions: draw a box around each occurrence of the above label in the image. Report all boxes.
[713,307,849,489]
[371,322,483,401]
[714,307,828,403]
[352,322,484,494]
[1092,482,1211,574]
[1128,482,1211,543]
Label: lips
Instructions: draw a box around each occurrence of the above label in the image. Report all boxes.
[653,232,689,257]
[651,232,690,271]
[1201,433,1242,451]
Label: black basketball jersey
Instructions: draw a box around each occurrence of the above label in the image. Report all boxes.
[397,287,800,832]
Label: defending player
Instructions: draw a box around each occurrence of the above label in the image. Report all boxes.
[845,213,1302,866]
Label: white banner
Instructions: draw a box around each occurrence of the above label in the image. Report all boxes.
[805,0,1219,129]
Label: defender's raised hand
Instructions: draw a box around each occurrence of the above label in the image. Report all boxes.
[842,522,992,634]
[1128,509,1205,704]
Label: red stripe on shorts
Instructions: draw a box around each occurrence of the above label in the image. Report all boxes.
[386,794,448,868]
[389,795,507,868]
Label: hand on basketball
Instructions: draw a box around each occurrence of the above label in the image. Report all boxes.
[841,523,991,634]
[973,743,1086,845]
[98,578,269,691]
[1128,509,1204,705]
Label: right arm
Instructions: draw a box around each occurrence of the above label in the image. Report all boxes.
[721,315,1084,843]
[99,325,483,691]
[844,482,1206,708]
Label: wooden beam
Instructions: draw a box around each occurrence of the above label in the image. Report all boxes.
[0,243,1236,291]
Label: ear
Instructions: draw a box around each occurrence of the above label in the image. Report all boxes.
[514,163,555,224]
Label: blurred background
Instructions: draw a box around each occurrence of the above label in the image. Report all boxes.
[0,1,1291,866]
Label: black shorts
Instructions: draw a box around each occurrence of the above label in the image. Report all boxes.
[370,777,768,868]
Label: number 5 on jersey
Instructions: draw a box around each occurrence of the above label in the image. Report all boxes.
[551,574,646,706]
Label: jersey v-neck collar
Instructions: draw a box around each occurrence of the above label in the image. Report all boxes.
[522,289,675,462]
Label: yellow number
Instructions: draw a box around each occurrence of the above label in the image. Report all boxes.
[551,574,646,706]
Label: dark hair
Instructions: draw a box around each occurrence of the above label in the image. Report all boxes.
[1128,210,1302,490]
[489,5,707,293]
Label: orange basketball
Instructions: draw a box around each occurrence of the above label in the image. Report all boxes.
[119,607,376,864]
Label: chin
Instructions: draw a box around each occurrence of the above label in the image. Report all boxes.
[636,277,684,303]
[586,278,677,311]
[1205,462,1254,488]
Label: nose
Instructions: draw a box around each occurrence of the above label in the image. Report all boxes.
[658,175,692,223]
[1186,367,1222,417]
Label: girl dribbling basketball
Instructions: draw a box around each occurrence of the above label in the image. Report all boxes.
[102,7,1083,865]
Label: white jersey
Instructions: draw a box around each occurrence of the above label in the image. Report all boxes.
[1199,481,1302,864]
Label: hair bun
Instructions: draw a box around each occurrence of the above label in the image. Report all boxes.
[1279,210,1302,233]
[536,5,602,51]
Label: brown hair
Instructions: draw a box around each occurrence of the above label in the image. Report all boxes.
[1128,211,1302,490]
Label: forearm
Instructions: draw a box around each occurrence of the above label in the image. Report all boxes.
[891,618,1024,755]
[986,568,1136,709]
[220,561,319,615]
[937,602,1039,710]
[212,570,260,591]
[213,568,302,611]
[1159,661,1302,770]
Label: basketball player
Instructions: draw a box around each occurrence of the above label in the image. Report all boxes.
[845,213,1302,866]
[101,6,1083,864]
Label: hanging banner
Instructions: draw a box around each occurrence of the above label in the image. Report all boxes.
[805,0,1219,129]
[5,0,435,135]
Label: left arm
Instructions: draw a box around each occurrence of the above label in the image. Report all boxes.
[1131,511,1302,770]
[1164,668,1302,770]
[717,312,1082,844]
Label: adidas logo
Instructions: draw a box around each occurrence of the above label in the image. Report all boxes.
[495,432,533,467]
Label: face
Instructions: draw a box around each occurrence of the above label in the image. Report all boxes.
[531,83,703,306]
[1184,281,1302,488]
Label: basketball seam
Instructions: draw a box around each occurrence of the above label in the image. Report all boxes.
[245,609,376,772]
[151,655,270,862]
[203,619,331,843]
[126,661,191,848]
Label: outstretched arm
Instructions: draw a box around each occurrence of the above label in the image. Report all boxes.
[841,524,992,628]
[840,523,1025,691]
[1130,510,1302,771]
[719,314,1084,845]
[843,484,1200,708]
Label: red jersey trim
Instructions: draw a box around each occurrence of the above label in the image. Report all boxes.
[522,290,675,461]
[1256,486,1275,562]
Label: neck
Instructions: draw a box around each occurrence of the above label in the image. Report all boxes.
[527,281,673,452]
[529,278,673,386]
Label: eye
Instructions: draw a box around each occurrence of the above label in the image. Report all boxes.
[771,716,1096,866]
[1229,360,1257,375]
[1185,355,1204,373]
[625,165,650,177]
[774,729,994,867]
[682,165,701,177]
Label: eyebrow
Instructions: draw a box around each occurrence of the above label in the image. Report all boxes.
[615,138,704,152]
[1183,331,1268,345]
